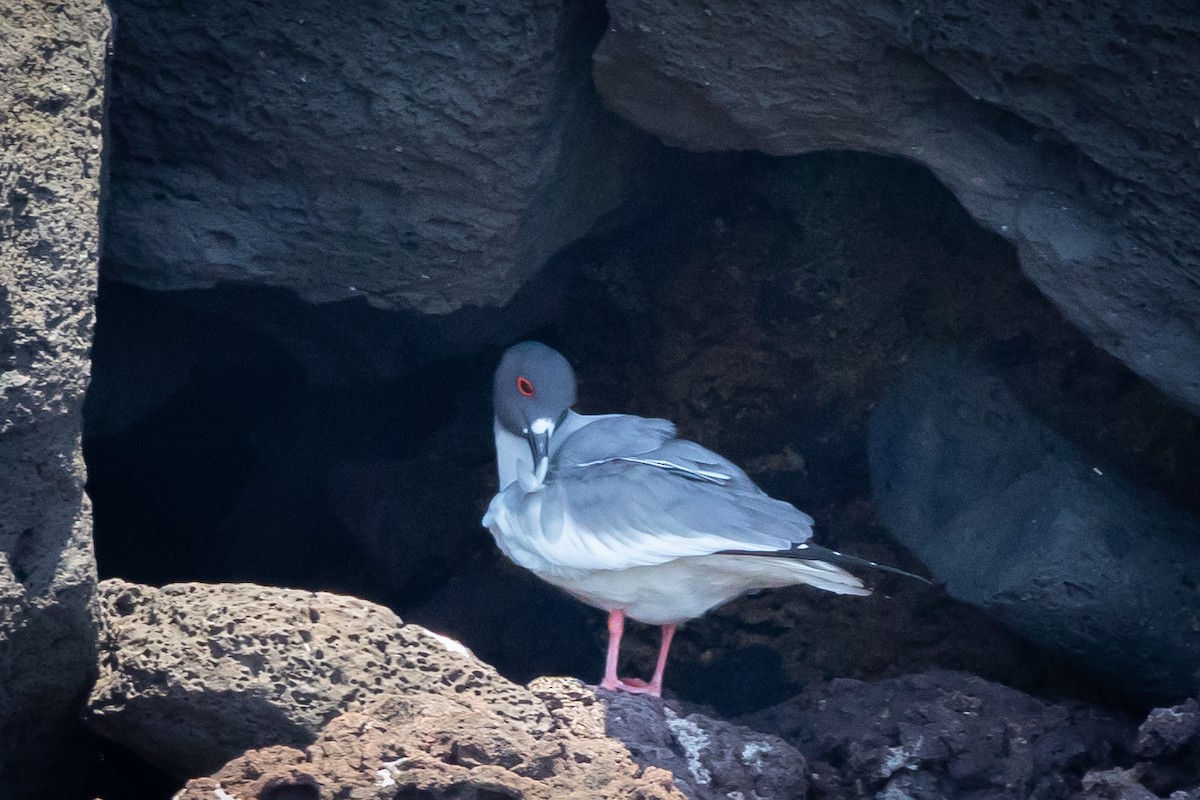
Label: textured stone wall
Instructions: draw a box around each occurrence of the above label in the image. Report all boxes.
[593,0,1200,412]
[0,1,108,796]
[102,0,645,313]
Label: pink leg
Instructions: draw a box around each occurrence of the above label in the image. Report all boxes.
[647,624,676,697]
[609,623,677,697]
[599,609,625,690]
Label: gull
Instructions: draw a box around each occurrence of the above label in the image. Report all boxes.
[482,342,927,696]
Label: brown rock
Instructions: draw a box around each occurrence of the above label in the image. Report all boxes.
[178,708,684,800]
[0,0,108,796]
[86,579,548,777]
[90,579,809,798]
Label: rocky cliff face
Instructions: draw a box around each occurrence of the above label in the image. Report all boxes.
[102,0,649,313]
[0,2,108,797]
[592,0,1200,414]
[3,1,1199,797]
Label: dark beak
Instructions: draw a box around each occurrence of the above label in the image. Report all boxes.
[524,418,554,484]
[527,428,550,465]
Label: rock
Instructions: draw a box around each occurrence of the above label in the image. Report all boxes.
[176,704,684,800]
[1077,697,1200,800]
[174,680,808,800]
[743,670,1131,800]
[0,1,108,796]
[86,579,549,777]
[1135,699,1200,760]
[87,578,686,796]
[103,0,645,313]
[1077,767,1162,800]
[868,353,1200,699]
[592,0,1200,412]
[88,579,814,797]
[600,691,809,800]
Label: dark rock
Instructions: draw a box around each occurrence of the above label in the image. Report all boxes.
[1077,695,1200,799]
[593,0,1200,412]
[104,0,646,313]
[1135,699,1200,760]
[743,670,1131,800]
[868,352,1200,700]
[601,692,809,800]
[0,1,108,796]
[1077,767,1162,800]
[90,151,1180,717]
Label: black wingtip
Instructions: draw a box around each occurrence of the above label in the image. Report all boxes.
[719,542,935,586]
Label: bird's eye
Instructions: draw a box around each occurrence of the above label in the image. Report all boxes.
[516,376,535,397]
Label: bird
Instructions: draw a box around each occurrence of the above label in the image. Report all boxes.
[482,341,928,697]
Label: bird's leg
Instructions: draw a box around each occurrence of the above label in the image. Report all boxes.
[599,612,676,696]
[610,623,676,697]
[646,623,676,697]
[599,608,625,691]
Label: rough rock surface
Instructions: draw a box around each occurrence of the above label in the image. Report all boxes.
[104,0,644,313]
[87,579,548,778]
[173,686,811,800]
[176,704,683,800]
[1078,698,1200,799]
[593,0,1200,412]
[744,670,1131,800]
[0,1,107,796]
[868,353,1200,700]
[602,692,808,800]
[88,580,804,798]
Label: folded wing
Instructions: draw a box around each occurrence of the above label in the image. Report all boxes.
[514,434,817,572]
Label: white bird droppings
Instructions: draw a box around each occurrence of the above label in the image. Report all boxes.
[664,706,712,785]
[740,740,773,769]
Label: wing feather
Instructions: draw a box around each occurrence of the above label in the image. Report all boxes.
[510,457,816,572]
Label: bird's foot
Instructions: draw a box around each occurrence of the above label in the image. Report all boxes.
[613,677,661,696]
[595,676,661,696]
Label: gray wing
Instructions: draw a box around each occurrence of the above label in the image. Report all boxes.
[552,415,677,465]
[517,444,815,572]
[554,415,767,494]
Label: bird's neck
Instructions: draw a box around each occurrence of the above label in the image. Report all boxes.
[493,410,604,490]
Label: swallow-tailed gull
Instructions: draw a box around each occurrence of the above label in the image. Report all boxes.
[482,341,927,696]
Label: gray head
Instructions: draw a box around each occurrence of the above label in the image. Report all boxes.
[493,342,577,481]
[493,341,577,434]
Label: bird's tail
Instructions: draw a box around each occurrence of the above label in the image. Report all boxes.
[719,542,933,587]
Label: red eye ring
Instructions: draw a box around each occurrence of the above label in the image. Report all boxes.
[516,376,535,397]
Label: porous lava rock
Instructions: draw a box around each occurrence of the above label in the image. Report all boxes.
[868,353,1200,700]
[103,0,645,313]
[0,1,108,795]
[593,0,1200,412]
[743,670,1132,800]
[175,705,684,800]
[86,579,548,778]
[87,580,808,798]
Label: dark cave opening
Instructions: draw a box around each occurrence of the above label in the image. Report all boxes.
[84,148,1200,731]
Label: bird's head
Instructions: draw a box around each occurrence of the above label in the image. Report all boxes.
[493,341,577,484]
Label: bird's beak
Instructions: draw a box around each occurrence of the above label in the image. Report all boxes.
[525,417,554,484]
